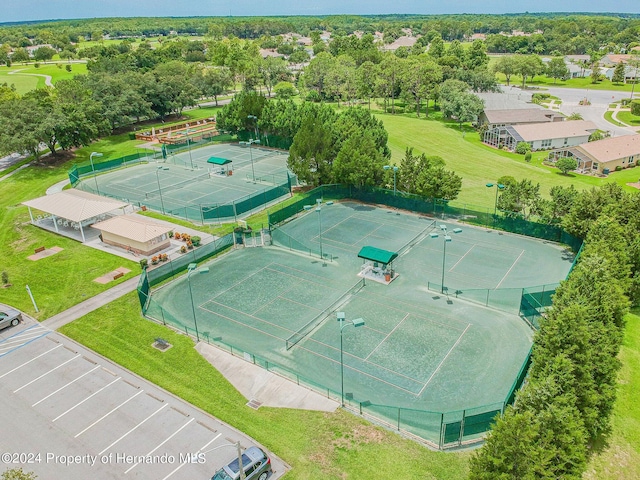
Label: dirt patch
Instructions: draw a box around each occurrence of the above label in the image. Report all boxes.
[626,182,640,190]
[31,150,76,168]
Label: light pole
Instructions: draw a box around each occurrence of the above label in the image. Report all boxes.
[440,225,451,294]
[486,182,505,217]
[179,128,194,170]
[383,165,399,196]
[187,263,210,342]
[155,166,169,214]
[337,312,365,407]
[247,138,260,182]
[201,441,246,480]
[89,152,103,195]
[304,199,332,261]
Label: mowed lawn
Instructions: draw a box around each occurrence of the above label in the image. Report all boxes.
[0,62,88,93]
[380,113,639,208]
[585,312,640,480]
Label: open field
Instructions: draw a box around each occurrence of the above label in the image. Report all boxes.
[0,63,88,93]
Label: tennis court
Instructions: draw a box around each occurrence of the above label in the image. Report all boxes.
[149,201,573,420]
[76,144,291,222]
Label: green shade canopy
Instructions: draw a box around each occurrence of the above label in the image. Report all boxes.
[207,157,232,165]
[357,246,398,265]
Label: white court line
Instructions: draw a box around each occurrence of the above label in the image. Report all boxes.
[33,366,101,406]
[14,354,81,392]
[98,403,168,456]
[0,344,62,379]
[124,418,195,474]
[162,433,222,480]
[365,313,410,362]
[448,244,476,272]
[495,250,526,289]
[418,324,471,396]
[75,390,144,438]
[53,377,120,422]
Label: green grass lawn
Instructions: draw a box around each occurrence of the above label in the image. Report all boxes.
[59,293,471,480]
[378,112,629,208]
[585,311,640,480]
[0,63,88,93]
[604,110,628,127]
[616,110,640,127]
[495,74,635,92]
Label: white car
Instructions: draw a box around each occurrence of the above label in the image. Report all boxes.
[0,307,22,331]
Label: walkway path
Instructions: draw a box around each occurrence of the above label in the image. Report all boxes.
[8,68,53,87]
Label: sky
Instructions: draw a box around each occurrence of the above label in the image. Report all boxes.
[2,0,639,24]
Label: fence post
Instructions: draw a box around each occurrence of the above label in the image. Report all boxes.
[397,409,401,430]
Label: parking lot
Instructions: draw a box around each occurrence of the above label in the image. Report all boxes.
[0,317,287,480]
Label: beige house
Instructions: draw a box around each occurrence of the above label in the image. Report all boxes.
[484,120,597,152]
[92,214,173,255]
[549,134,640,174]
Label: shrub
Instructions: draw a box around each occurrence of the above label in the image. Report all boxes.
[524,152,532,163]
[1,271,9,284]
[630,100,640,116]
[516,141,532,154]
[180,245,187,254]
[615,165,623,171]
[305,90,321,102]
[168,231,174,238]
[191,236,201,247]
[274,81,297,99]
[139,259,148,269]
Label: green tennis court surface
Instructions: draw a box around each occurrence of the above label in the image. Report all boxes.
[76,144,291,222]
[148,201,573,431]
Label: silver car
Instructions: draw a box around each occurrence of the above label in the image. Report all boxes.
[211,446,272,480]
[0,307,22,331]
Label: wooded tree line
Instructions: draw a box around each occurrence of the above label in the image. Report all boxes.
[1,13,638,55]
[216,91,463,199]
[471,182,636,479]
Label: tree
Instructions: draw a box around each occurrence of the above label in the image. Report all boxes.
[288,114,336,185]
[567,112,583,120]
[332,132,386,187]
[612,61,626,84]
[33,46,56,63]
[11,48,29,64]
[497,177,541,219]
[515,55,545,88]
[1,468,37,480]
[465,40,489,70]
[546,57,569,83]
[556,157,578,174]
[630,100,640,116]
[258,56,289,97]
[428,35,445,59]
[441,92,484,130]
[274,81,296,99]
[492,56,518,86]
[197,66,233,106]
[398,56,442,117]
[396,148,462,200]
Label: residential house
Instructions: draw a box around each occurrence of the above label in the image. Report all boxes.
[548,134,640,174]
[478,108,563,129]
[484,120,597,152]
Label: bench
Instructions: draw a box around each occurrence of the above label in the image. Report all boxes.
[34,246,45,254]
[113,272,124,280]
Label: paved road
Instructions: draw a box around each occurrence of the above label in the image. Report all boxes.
[502,85,636,137]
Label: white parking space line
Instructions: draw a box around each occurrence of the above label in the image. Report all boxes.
[32,365,101,406]
[0,331,49,351]
[161,433,222,480]
[75,390,145,438]
[13,354,81,392]
[98,403,168,456]
[52,377,120,422]
[124,418,195,474]
[0,344,62,379]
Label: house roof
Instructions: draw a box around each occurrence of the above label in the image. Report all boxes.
[512,120,597,142]
[383,36,417,50]
[91,214,173,242]
[357,246,398,265]
[483,108,559,125]
[22,190,128,222]
[576,134,640,163]
[477,92,536,110]
[603,54,634,65]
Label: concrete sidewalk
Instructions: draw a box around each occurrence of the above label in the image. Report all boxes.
[42,275,141,330]
[196,342,339,412]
